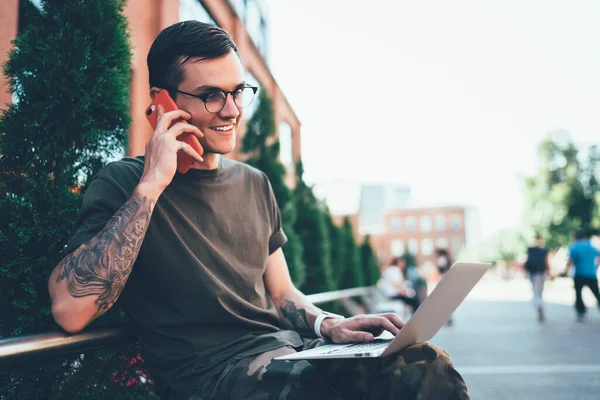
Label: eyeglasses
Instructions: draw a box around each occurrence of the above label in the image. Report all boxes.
[174,85,258,114]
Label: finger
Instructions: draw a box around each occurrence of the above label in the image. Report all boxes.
[357,316,401,336]
[341,329,376,343]
[167,122,204,140]
[156,110,192,133]
[379,313,406,329]
[179,142,204,164]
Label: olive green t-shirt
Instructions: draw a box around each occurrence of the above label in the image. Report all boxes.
[65,156,303,398]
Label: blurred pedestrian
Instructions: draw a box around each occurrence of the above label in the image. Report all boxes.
[401,254,428,308]
[567,230,600,322]
[379,257,420,312]
[524,234,549,322]
[435,248,454,275]
[435,248,455,326]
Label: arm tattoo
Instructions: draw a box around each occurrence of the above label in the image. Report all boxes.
[279,300,311,334]
[56,193,154,317]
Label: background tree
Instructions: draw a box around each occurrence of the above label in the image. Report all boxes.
[241,88,306,286]
[0,0,154,398]
[324,207,345,290]
[293,161,334,294]
[524,132,600,248]
[339,216,364,289]
[360,235,381,286]
[401,252,418,269]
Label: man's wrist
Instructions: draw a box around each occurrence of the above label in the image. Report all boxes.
[134,180,163,202]
[314,312,344,339]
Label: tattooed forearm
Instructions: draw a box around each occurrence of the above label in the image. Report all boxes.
[279,300,312,334]
[56,192,154,317]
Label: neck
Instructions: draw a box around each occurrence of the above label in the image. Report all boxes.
[191,153,220,170]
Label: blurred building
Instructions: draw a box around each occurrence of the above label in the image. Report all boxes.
[0,0,301,170]
[358,184,412,234]
[370,205,481,274]
[316,181,481,274]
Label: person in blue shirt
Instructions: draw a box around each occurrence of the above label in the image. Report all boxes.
[567,230,600,321]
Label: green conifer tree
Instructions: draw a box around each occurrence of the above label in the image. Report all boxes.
[360,235,381,286]
[293,161,334,294]
[323,208,345,290]
[241,88,306,286]
[339,216,364,289]
[0,1,151,397]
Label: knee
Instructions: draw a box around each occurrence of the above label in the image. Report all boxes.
[382,343,469,398]
[397,342,452,366]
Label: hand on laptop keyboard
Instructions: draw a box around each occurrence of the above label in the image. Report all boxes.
[320,313,404,344]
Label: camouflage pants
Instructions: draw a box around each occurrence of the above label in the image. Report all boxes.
[193,341,470,400]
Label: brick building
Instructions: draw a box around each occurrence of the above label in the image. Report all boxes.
[0,0,301,168]
[319,182,481,276]
[369,205,478,271]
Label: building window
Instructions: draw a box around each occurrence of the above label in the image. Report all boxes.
[435,215,446,231]
[436,238,449,249]
[179,0,215,23]
[406,216,416,232]
[421,238,434,256]
[278,122,293,166]
[390,217,402,233]
[407,239,419,255]
[230,0,246,20]
[260,16,268,59]
[451,215,462,231]
[391,240,405,257]
[420,216,432,233]
[246,0,268,58]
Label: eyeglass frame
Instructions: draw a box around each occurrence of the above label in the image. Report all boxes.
[172,85,258,114]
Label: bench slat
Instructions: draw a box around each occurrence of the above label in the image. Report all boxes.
[0,286,376,369]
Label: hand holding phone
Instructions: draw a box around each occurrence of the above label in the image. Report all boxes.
[145,89,204,174]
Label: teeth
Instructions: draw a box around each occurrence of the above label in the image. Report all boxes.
[212,125,233,132]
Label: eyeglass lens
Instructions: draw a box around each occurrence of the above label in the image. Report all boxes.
[205,87,255,113]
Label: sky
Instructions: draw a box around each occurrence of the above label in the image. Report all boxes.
[268,0,600,239]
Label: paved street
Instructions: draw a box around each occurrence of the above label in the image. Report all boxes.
[429,275,600,399]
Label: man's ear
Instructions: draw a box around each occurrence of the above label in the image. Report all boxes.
[149,87,162,100]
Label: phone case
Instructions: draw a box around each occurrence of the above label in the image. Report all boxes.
[145,89,204,174]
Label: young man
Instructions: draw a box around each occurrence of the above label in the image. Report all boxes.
[48,21,469,399]
[567,231,600,322]
[524,234,550,322]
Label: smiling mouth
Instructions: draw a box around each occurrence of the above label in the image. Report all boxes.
[210,124,234,132]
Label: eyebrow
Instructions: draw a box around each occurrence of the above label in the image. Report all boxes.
[192,82,247,92]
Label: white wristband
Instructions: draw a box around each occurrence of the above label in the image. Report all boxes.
[314,312,343,339]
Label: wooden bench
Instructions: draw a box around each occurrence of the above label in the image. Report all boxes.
[0,286,380,369]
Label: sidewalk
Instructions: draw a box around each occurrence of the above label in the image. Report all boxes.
[429,275,600,400]
[466,274,599,305]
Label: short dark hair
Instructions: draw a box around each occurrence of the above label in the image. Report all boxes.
[147,21,238,94]
[391,257,405,266]
[575,230,588,240]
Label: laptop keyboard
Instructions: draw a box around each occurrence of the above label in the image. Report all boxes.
[324,339,393,355]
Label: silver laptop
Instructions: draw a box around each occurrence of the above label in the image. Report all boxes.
[275,262,490,360]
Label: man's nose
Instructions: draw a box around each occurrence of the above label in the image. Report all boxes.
[219,94,240,119]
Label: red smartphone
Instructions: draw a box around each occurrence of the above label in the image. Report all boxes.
[145,89,204,174]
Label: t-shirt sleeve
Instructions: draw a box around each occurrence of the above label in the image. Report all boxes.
[64,175,130,255]
[262,174,287,254]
